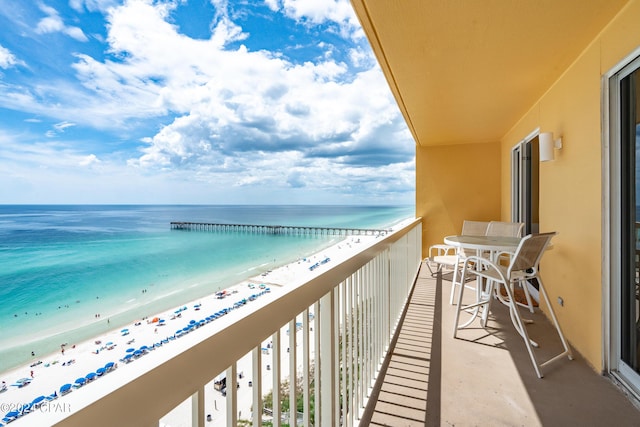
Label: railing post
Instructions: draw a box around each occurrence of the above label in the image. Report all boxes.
[302,308,311,427]
[272,330,281,426]
[252,346,262,427]
[319,290,336,426]
[191,386,204,427]
[289,318,297,426]
[313,301,320,426]
[225,364,237,427]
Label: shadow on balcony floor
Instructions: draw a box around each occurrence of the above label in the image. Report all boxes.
[360,264,640,426]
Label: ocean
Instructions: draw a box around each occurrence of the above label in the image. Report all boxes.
[0,205,413,373]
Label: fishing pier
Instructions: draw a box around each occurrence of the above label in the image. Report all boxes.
[170,222,389,237]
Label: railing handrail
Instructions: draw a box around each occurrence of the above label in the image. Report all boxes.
[35,218,422,427]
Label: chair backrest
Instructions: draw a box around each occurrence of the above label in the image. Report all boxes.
[486,221,524,237]
[458,221,490,256]
[461,220,490,236]
[508,232,556,275]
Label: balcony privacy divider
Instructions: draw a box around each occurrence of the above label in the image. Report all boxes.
[36,218,421,427]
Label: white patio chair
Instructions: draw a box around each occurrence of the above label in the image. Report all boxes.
[453,232,573,378]
[484,221,537,311]
[424,220,490,303]
[485,221,525,237]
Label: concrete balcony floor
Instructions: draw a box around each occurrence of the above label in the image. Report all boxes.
[361,264,640,426]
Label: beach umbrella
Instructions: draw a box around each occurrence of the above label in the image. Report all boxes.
[126,348,135,353]
[158,319,165,324]
[105,341,113,346]
[75,377,86,386]
[85,372,96,380]
[60,383,71,392]
[32,395,45,405]
[96,367,106,376]
[189,319,196,324]
[105,362,114,370]
[5,410,19,418]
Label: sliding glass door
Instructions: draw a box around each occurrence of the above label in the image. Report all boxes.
[609,56,640,396]
[511,135,539,235]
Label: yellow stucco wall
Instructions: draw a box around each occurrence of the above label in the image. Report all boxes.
[501,0,640,371]
[416,142,501,256]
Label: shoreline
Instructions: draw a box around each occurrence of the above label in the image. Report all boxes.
[0,235,344,374]
[0,229,392,424]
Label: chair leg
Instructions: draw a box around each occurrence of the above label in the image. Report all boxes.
[449,255,462,305]
[536,277,574,366]
[452,263,469,337]
[521,280,535,313]
[502,283,543,378]
[425,258,442,277]
[453,264,489,334]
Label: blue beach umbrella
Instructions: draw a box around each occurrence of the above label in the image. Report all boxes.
[60,383,71,392]
[96,367,106,375]
[189,319,196,324]
[32,395,45,405]
[75,377,86,385]
[5,410,19,418]
[105,362,114,369]
[85,372,96,380]
[126,348,135,353]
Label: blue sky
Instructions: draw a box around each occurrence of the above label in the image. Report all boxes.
[0,0,415,205]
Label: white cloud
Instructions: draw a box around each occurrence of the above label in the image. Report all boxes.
[69,0,119,13]
[0,44,23,69]
[0,0,414,204]
[79,154,101,166]
[54,121,76,132]
[266,0,355,25]
[36,4,88,42]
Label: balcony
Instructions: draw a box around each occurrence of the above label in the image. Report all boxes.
[361,265,640,426]
[18,218,640,426]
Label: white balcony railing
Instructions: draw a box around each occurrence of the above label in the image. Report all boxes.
[34,218,421,427]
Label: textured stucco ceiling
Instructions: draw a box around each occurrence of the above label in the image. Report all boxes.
[351,0,628,146]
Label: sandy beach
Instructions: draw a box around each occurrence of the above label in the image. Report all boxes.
[0,229,392,425]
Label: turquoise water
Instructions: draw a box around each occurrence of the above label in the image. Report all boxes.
[0,205,413,372]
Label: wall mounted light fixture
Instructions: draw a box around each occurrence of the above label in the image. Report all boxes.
[539,132,563,162]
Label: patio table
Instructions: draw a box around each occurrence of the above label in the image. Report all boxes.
[443,234,521,254]
[443,234,522,329]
